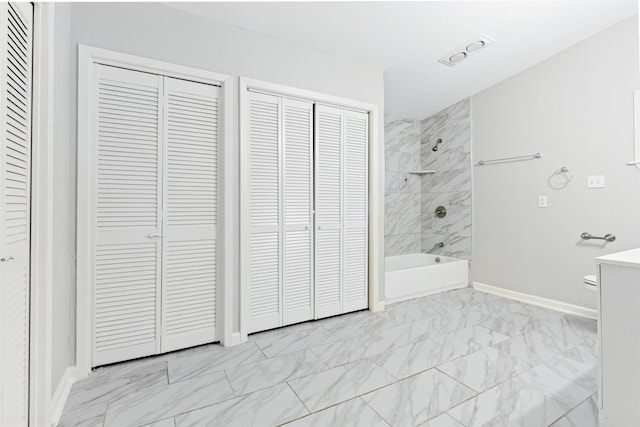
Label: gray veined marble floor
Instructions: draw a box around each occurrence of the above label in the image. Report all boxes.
[58,288,599,427]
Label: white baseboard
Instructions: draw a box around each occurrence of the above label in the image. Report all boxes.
[473,282,597,320]
[50,366,77,426]
[370,301,386,312]
[229,332,243,346]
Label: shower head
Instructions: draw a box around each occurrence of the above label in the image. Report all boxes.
[432,138,442,152]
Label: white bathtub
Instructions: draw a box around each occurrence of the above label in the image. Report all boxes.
[385,253,469,304]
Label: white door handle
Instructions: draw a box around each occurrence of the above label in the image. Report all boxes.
[0,256,14,263]
[318,226,322,231]
[147,233,164,238]
[304,226,309,231]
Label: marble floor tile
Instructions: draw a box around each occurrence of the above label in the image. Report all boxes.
[493,324,579,367]
[173,383,308,427]
[249,321,320,346]
[417,413,464,427]
[256,326,341,358]
[433,325,510,356]
[371,338,461,380]
[560,342,598,366]
[530,318,585,347]
[516,305,565,322]
[477,312,543,337]
[437,347,530,392]
[550,393,599,427]
[288,359,396,412]
[543,354,598,393]
[362,369,476,427]
[470,299,526,317]
[141,418,176,427]
[60,360,168,426]
[375,318,450,347]
[562,315,597,338]
[282,398,388,427]
[516,359,595,416]
[56,399,108,427]
[58,288,598,427]
[226,349,327,396]
[441,308,485,331]
[448,378,566,427]
[379,303,437,325]
[309,333,395,368]
[103,371,234,427]
[324,313,396,340]
[167,342,265,383]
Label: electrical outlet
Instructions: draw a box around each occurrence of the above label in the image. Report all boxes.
[587,175,605,188]
[538,196,548,208]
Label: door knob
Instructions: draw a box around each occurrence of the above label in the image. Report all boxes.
[147,233,164,238]
[0,256,15,263]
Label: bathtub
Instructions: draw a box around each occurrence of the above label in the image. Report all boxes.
[385,253,469,304]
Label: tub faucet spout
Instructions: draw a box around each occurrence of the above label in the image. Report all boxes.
[433,242,444,250]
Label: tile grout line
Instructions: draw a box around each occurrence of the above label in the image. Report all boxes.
[285,382,312,415]
[358,396,392,426]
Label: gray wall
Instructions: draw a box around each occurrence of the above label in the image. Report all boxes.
[420,99,472,259]
[472,17,640,309]
[52,2,384,393]
[384,117,421,256]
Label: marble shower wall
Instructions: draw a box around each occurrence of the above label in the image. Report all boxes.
[384,116,421,256]
[420,98,472,259]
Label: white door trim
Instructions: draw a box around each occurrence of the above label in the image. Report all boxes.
[239,77,383,342]
[77,45,233,377]
[30,3,56,426]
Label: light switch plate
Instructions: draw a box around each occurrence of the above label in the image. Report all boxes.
[538,196,548,208]
[587,175,605,188]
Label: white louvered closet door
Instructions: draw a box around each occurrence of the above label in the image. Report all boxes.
[343,110,369,312]
[314,105,343,319]
[92,65,163,366]
[161,77,219,352]
[0,3,32,425]
[247,92,282,332]
[282,98,313,325]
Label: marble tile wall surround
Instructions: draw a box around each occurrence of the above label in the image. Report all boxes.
[420,98,472,260]
[385,115,422,256]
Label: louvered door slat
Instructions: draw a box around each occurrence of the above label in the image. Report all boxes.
[314,105,343,319]
[0,4,32,425]
[343,111,368,311]
[161,77,218,353]
[248,92,281,332]
[93,65,162,366]
[282,98,313,325]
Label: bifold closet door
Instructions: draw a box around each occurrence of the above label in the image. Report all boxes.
[92,64,163,366]
[247,92,313,333]
[92,67,220,364]
[315,105,369,319]
[314,105,343,318]
[342,110,369,312]
[0,3,33,425]
[161,77,219,352]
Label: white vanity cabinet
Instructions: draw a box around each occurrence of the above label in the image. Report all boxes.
[597,248,640,426]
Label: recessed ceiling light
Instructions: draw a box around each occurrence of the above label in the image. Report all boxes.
[439,34,495,67]
[449,52,467,64]
[466,40,486,53]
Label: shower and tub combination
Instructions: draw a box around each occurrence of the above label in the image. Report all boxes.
[384,98,472,303]
[385,252,469,303]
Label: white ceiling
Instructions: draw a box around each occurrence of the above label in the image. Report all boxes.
[168,1,637,118]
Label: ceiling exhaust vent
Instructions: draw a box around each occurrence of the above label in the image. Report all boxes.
[439,34,495,67]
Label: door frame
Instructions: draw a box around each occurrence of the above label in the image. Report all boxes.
[76,45,234,377]
[29,2,55,426]
[238,77,384,342]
